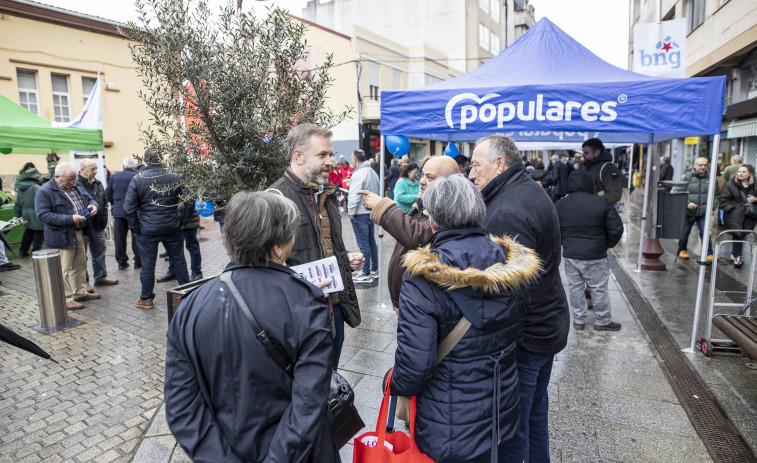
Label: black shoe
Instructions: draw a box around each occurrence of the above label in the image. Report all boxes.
[0,263,20,271]
[134,262,142,269]
[734,256,744,268]
[594,322,622,331]
[190,273,204,281]
[19,253,30,258]
[157,273,177,283]
[118,263,129,270]
[159,252,168,258]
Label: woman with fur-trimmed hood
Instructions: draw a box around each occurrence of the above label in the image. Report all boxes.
[388,174,541,463]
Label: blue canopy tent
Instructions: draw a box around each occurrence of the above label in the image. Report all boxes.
[378,18,726,352]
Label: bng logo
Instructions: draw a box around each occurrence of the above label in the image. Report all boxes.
[639,35,681,69]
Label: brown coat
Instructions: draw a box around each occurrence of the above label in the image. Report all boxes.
[370,197,433,309]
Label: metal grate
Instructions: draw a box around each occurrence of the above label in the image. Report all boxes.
[609,254,757,463]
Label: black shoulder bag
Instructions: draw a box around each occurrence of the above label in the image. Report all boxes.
[219,271,364,449]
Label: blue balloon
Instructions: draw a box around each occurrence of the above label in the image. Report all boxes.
[195,199,215,217]
[444,143,459,158]
[386,135,410,156]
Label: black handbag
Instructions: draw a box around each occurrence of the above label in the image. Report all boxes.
[739,190,757,220]
[219,271,364,449]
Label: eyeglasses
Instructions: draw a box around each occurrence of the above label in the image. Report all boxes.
[58,176,76,184]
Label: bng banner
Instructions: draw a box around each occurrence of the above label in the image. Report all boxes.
[633,19,686,78]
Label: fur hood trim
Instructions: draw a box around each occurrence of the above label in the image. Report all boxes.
[402,235,541,293]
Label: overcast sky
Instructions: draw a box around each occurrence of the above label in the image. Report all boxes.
[34,0,630,69]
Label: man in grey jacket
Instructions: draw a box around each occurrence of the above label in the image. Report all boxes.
[348,149,381,283]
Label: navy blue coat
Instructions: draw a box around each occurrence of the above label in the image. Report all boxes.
[165,263,338,463]
[551,159,571,197]
[480,163,570,356]
[35,179,96,249]
[390,227,541,463]
[123,164,187,236]
[105,168,137,218]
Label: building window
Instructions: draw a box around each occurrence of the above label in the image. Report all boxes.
[51,73,71,122]
[491,32,501,55]
[393,69,401,90]
[491,0,500,22]
[16,69,39,114]
[424,74,442,86]
[747,65,757,100]
[686,0,705,33]
[369,85,379,101]
[82,77,97,106]
[369,62,380,101]
[479,0,489,14]
[479,23,491,51]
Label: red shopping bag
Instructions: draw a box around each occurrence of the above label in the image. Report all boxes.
[353,371,434,463]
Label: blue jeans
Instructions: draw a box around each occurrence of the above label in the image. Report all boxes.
[136,231,189,301]
[83,228,108,284]
[350,214,378,274]
[500,348,555,463]
[679,215,713,256]
[332,304,344,370]
[168,229,202,275]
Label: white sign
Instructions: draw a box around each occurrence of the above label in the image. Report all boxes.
[290,256,344,294]
[633,19,686,78]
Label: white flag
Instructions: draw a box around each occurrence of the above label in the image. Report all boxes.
[633,19,686,78]
[52,75,103,129]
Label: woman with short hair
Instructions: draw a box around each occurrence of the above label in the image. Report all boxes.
[164,190,339,462]
[394,162,420,213]
[719,164,757,268]
[389,174,541,463]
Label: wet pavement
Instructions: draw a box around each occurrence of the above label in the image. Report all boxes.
[0,195,755,462]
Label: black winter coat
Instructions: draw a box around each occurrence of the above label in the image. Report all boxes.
[77,174,108,232]
[581,151,623,204]
[105,168,137,218]
[480,163,570,356]
[391,227,540,463]
[165,263,338,463]
[551,160,571,196]
[555,171,624,260]
[270,170,360,328]
[123,164,188,236]
[35,179,95,249]
[719,179,757,231]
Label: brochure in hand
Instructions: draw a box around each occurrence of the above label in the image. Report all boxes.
[290,256,344,294]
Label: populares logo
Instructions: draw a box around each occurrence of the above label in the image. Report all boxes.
[445,93,620,129]
[639,35,681,69]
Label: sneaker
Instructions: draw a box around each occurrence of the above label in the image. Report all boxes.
[594,321,622,331]
[734,256,744,268]
[135,299,155,309]
[679,250,689,259]
[352,273,374,284]
[369,270,379,278]
[573,322,585,331]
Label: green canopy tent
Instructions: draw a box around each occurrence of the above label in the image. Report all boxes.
[0,94,103,153]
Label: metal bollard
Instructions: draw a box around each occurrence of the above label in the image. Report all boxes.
[32,249,70,334]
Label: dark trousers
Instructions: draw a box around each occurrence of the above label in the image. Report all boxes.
[332,304,344,370]
[350,214,378,274]
[168,229,202,275]
[500,348,555,463]
[679,215,713,256]
[136,231,189,302]
[114,217,141,267]
[19,229,44,255]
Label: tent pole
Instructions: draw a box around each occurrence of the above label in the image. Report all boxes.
[636,141,653,272]
[377,134,386,309]
[685,134,720,353]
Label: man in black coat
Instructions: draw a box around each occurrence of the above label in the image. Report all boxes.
[105,157,141,270]
[123,149,190,309]
[581,138,623,204]
[659,156,674,182]
[556,170,624,331]
[270,123,365,370]
[551,154,571,200]
[77,159,118,289]
[469,134,569,463]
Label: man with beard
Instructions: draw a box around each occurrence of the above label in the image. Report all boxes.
[270,123,365,369]
[581,138,623,204]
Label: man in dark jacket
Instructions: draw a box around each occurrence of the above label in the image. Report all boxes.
[77,159,118,289]
[105,157,141,270]
[123,149,190,309]
[359,155,459,311]
[556,170,624,331]
[674,156,720,262]
[470,134,569,463]
[581,138,623,204]
[551,154,571,200]
[385,159,401,199]
[659,156,674,182]
[35,162,101,310]
[14,168,44,256]
[270,123,364,370]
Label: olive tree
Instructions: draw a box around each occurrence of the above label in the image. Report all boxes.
[123,0,348,204]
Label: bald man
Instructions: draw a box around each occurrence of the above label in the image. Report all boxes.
[77,159,118,289]
[359,155,459,310]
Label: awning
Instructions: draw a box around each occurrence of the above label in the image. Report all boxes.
[727,117,757,139]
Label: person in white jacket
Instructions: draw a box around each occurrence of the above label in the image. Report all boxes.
[348,149,381,283]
